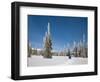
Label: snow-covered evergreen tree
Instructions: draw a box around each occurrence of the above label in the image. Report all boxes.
[28,43,32,57]
[43,22,52,58]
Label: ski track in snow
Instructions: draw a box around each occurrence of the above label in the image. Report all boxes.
[27,55,88,67]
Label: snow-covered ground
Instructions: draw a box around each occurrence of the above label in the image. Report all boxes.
[27,55,88,67]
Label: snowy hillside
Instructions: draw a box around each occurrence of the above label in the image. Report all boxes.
[27,55,88,67]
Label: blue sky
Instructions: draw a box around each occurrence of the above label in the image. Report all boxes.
[28,15,87,51]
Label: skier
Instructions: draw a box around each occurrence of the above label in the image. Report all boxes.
[68,49,71,59]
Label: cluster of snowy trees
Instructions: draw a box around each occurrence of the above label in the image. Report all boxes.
[72,41,88,58]
[66,41,87,58]
[28,40,87,58]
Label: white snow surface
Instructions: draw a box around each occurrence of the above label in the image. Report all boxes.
[27,55,88,67]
